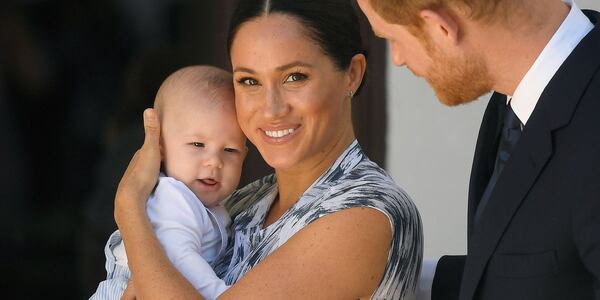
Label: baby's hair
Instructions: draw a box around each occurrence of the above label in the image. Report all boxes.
[154,65,234,120]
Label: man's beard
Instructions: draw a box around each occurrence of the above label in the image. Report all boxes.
[424,42,493,106]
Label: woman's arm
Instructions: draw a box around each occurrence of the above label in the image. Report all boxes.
[115,109,203,299]
[219,207,392,300]
[117,109,393,299]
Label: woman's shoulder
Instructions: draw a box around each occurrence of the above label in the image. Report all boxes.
[295,156,422,298]
[320,158,416,215]
[324,159,422,299]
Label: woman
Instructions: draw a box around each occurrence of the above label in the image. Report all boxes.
[115,0,422,299]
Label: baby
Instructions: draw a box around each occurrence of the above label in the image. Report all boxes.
[91,65,247,300]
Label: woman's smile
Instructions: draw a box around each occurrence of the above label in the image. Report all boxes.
[260,124,301,144]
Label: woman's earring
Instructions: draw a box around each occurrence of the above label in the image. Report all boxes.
[347,90,354,99]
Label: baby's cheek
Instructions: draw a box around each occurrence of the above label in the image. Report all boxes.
[224,168,242,191]
[226,155,244,171]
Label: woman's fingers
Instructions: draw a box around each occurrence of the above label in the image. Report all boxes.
[142,108,161,157]
[135,108,162,186]
[115,108,162,224]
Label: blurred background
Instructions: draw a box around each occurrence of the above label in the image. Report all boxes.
[0,0,386,297]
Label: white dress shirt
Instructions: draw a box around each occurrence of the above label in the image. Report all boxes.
[509,0,593,124]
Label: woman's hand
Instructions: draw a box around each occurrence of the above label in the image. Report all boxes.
[121,279,136,300]
[112,108,203,299]
[115,108,162,227]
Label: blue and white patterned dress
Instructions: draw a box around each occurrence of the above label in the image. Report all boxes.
[214,140,423,299]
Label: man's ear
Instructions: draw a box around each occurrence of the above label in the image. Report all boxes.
[419,8,460,45]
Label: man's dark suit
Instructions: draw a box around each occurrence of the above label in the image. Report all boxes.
[432,10,600,300]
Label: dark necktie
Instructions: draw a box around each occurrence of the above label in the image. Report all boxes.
[474,103,522,223]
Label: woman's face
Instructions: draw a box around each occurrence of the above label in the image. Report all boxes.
[230,14,358,171]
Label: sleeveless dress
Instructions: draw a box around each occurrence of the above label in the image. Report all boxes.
[213,140,423,299]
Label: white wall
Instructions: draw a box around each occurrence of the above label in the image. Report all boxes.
[385,0,600,258]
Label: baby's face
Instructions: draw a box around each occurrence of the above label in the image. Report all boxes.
[161,95,247,207]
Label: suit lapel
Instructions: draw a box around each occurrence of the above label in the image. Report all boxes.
[460,11,600,300]
[466,93,506,238]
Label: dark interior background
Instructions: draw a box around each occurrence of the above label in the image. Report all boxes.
[0,0,386,297]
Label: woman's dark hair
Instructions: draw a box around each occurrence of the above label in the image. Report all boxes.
[227,0,368,94]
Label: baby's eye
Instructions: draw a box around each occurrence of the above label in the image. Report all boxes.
[224,147,239,153]
[284,72,307,83]
[190,142,205,148]
[238,77,259,86]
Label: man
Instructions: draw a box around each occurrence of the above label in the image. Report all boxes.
[357,0,600,299]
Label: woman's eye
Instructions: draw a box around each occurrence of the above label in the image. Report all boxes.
[285,73,307,83]
[224,148,239,153]
[191,142,204,148]
[238,77,259,86]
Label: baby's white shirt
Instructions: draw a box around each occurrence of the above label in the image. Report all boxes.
[114,174,231,299]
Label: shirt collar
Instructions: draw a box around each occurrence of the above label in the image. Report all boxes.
[508,0,593,125]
